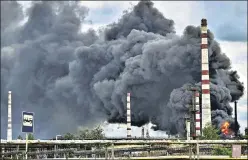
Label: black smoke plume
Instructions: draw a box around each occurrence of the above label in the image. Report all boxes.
[1,1,244,138]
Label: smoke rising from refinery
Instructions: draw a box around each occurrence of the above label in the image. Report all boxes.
[1,1,244,138]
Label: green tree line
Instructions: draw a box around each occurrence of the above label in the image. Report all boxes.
[17,133,34,140]
[63,125,105,140]
[17,125,105,140]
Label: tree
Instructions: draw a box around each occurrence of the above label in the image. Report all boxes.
[17,135,23,140]
[77,126,105,151]
[60,126,105,157]
[61,125,105,140]
[87,125,105,139]
[76,125,105,140]
[243,127,248,139]
[28,133,34,140]
[61,132,76,157]
[200,123,220,140]
[212,146,232,156]
[200,123,232,157]
[63,132,76,140]
[16,134,34,140]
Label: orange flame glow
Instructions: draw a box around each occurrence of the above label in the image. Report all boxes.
[221,121,230,135]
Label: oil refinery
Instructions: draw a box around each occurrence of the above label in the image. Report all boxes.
[1,0,247,159]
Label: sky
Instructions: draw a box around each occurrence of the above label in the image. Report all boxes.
[17,1,247,137]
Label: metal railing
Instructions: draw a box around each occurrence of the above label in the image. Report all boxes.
[1,140,247,159]
[1,139,247,144]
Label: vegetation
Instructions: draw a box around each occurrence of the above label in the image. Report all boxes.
[77,125,105,140]
[58,126,106,158]
[62,125,105,140]
[199,122,220,140]
[28,133,34,140]
[63,132,76,140]
[240,128,248,139]
[212,146,232,156]
[243,134,248,139]
[16,133,34,140]
[200,123,233,157]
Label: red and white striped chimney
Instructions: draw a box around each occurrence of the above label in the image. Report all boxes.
[201,19,211,129]
[195,91,201,136]
[7,91,12,141]
[127,93,131,138]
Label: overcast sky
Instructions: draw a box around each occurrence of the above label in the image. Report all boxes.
[18,1,247,136]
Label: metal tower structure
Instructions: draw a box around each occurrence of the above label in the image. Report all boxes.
[201,19,212,130]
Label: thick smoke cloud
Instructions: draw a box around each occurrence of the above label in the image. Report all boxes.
[1,1,24,46]
[1,1,244,138]
[104,0,175,40]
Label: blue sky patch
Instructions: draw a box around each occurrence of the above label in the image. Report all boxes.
[203,1,247,42]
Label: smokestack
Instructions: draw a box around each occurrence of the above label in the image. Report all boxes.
[234,101,238,137]
[186,119,190,140]
[7,91,12,141]
[127,93,131,138]
[146,128,150,138]
[141,127,145,138]
[146,123,150,138]
[201,18,212,130]
[195,91,201,137]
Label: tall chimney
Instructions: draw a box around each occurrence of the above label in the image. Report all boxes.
[141,127,145,138]
[201,19,212,130]
[195,91,201,136]
[146,123,150,138]
[7,91,12,141]
[186,119,191,140]
[127,93,131,138]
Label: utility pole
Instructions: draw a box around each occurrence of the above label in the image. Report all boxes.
[226,84,239,138]
[234,101,238,137]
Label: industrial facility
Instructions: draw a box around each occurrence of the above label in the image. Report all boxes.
[1,0,247,159]
[1,19,247,160]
